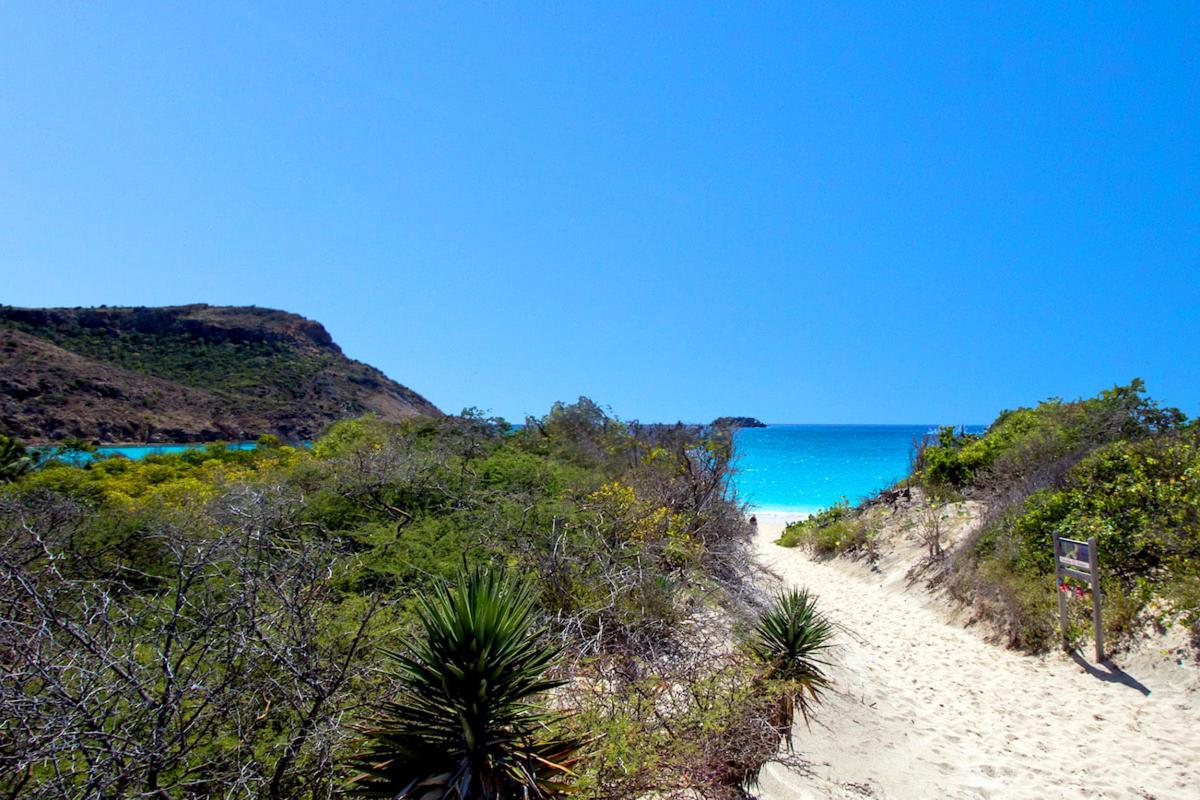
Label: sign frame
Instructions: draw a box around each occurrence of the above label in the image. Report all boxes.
[1052,531,1104,662]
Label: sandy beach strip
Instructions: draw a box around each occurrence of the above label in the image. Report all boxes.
[751,517,1200,800]
[749,508,818,527]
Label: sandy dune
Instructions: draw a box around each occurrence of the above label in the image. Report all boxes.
[751,517,1200,800]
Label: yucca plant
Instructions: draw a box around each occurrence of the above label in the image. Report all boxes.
[750,588,834,749]
[348,565,585,799]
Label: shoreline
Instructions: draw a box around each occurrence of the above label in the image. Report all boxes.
[27,440,264,449]
[746,507,818,527]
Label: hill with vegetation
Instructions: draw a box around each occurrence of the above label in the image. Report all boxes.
[778,381,1199,656]
[713,416,767,429]
[0,304,440,443]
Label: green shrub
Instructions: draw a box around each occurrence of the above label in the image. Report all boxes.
[0,434,36,482]
[567,658,780,797]
[916,380,1186,490]
[777,501,871,556]
[1167,573,1200,650]
[1011,429,1199,596]
[949,419,1198,654]
[311,415,391,458]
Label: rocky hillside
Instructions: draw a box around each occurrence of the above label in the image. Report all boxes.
[0,304,440,443]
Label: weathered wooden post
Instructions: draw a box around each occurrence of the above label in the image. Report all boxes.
[1053,530,1068,649]
[1053,533,1104,663]
[1088,535,1103,663]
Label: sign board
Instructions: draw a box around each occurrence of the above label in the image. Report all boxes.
[1052,531,1103,662]
[1056,537,1091,570]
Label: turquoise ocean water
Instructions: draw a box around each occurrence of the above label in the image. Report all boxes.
[61,425,960,516]
[49,442,259,465]
[731,424,932,514]
[100,442,258,458]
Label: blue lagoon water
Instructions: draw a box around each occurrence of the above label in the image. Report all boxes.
[98,442,259,459]
[731,425,931,514]
[49,426,944,516]
[44,441,260,465]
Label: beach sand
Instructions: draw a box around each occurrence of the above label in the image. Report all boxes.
[751,518,1200,800]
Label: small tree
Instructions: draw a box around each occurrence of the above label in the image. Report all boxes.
[348,565,584,799]
[751,588,834,750]
[921,500,945,562]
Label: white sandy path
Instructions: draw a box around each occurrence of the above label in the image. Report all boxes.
[751,519,1200,800]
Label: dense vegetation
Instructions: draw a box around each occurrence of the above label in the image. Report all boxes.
[1,399,808,799]
[781,381,1199,655]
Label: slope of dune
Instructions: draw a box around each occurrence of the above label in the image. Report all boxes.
[752,516,1200,800]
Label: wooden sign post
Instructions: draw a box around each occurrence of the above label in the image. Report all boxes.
[1053,531,1103,662]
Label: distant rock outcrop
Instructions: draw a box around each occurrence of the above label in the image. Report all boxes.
[712,416,767,429]
[0,304,440,443]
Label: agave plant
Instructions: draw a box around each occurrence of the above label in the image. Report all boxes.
[751,588,834,748]
[348,565,584,799]
[0,434,35,483]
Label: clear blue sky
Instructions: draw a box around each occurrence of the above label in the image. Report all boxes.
[2,3,1197,424]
